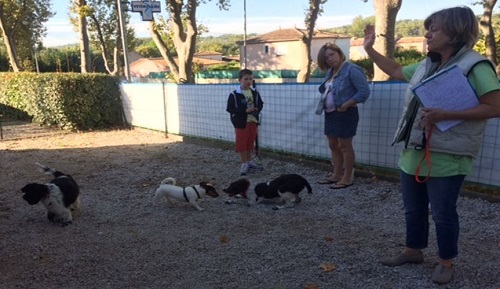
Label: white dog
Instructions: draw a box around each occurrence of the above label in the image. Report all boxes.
[152,177,219,211]
[21,162,80,226]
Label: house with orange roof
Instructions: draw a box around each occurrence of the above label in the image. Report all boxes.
[129,52,229,78]
[239,28,351,70]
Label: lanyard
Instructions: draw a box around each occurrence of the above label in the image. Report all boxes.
[414,125,434,183]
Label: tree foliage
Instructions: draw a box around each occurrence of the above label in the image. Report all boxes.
[329,17,423,38]
[68,0,137,75]
[149,0,230,83]
[197,34,246,56]
[0,0,53,71]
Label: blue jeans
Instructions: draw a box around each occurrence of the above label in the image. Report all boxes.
[400,171,465,260]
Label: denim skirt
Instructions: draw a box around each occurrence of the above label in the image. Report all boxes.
[324,106,359,138]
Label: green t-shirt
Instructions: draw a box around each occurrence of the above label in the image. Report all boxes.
[400,62,499,177]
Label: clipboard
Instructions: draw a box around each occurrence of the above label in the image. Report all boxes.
[411,65,479,132]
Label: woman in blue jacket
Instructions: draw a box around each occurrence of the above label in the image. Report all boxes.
[316,43,370,189]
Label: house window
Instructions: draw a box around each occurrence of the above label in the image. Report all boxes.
[264,45,269,54]
[274,45,287,56]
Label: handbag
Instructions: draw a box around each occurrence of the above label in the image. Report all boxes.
[315,88,329,115]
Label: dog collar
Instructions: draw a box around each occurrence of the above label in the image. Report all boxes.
[183,186,201,202]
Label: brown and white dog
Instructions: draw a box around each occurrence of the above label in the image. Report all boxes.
[223,177,251,199]
[21,163,80,226]
[152,177,219,211]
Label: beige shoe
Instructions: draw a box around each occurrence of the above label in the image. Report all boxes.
[431,264,454,284]
[381,251,424,267]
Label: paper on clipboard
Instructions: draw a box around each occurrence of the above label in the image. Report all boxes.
[411,65,479,132]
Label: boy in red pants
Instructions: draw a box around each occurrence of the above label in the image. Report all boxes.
[226,69,264,175]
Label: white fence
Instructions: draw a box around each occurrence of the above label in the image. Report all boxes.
[120,82,500,187]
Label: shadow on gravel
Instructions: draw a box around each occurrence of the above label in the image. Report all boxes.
[0,118,70,141]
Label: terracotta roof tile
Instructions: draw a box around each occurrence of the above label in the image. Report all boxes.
[243,28,349,44]
[195,51,222,56]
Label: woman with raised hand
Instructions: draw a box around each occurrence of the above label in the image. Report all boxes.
[363,6,500,284]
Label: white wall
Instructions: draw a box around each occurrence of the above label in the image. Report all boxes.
[120,82,500,187]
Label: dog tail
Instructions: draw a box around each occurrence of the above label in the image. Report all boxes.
[160,177,176,185]
[35,162,65,178]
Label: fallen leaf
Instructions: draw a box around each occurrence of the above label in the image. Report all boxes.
[303,283,320,289]
[324,236,334,242]
[219,235,230,243]
[320,262,336,272]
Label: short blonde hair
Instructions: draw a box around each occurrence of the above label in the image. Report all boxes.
[317,43,346,71]
[424,6,479,49]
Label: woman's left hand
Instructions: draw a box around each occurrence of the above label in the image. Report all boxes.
[337,104,348,112]
[421,108,446,125]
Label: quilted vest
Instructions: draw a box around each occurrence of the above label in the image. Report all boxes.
[394,47,494,158]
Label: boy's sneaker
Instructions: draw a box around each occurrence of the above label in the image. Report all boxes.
[248,160,264,171]
[240,163,249,175]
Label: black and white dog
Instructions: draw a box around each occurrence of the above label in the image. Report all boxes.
[224,174,312,209]
[253,174,312,209]
[153,177,219,211]
[21,163,80,226]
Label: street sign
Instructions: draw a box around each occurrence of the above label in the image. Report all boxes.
[131,0,161,21]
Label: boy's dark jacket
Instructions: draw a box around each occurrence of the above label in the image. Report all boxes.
[226,87,264,129]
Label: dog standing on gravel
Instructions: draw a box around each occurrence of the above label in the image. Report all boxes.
[223,177,251,198]
[253,174,312,209]
[224,174,312,209]
[21,162,80,226]
[152,177,219,211]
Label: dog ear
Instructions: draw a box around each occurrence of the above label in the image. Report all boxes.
[207,178,217,186]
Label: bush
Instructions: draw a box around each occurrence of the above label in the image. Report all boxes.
[0,72,125,130]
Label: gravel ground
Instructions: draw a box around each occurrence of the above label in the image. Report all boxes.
[0,123,499,289]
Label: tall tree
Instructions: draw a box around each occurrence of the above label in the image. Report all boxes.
[69,0,136,75]
[86,0,124,75]
[476,0,498,70]
[297,0,325,83]
[0,0,53,72]
[372,0,402,80]
[149,0,229,83]
[69,0,92,73]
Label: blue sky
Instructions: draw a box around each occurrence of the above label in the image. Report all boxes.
[44,0,486,47]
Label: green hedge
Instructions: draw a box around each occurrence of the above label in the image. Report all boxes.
[0,72,125,130]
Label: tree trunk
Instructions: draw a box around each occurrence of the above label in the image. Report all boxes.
[149,21,180,81]
[78,0,91,73]
[296,35,312,83]
[88,13,118,75]
[297,0,323,83]
[0,5,22,72]
[149,0,198,83]
[479,0,498,71]
[373,0,402,81]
